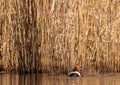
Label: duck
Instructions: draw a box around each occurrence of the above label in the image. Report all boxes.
[68,65,84,77]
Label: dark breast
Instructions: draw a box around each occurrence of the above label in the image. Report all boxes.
[68,73,80,77]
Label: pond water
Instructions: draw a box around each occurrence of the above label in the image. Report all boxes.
[0,73,120,85]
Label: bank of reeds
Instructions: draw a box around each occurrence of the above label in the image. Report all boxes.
[0,0,120,75]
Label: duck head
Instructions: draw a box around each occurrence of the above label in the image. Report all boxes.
[74,65,84,72]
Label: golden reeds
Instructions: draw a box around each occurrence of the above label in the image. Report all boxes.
[0,0,120,75]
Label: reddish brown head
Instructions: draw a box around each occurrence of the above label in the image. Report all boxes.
[74,65,81,71]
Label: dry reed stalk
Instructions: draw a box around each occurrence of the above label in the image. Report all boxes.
[0,0,120,75]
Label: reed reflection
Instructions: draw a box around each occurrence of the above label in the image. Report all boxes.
[0,74,120,85]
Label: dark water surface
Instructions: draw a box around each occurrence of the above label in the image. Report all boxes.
[0,73,120,85]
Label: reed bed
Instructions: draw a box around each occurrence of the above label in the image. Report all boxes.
[0,0,120,75]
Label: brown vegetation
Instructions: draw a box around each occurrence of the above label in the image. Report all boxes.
[0,0,120,75]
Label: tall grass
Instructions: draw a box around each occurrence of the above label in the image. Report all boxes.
[0,0,120,75]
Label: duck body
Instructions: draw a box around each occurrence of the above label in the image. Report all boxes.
[68,71,81,77]
[68,65,83,77]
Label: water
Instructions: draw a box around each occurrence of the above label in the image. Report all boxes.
[0,73,120,85]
